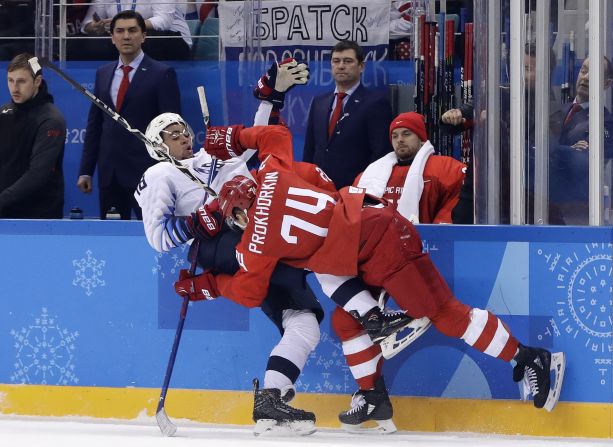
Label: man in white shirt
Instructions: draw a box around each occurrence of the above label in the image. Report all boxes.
[80,0,191,60]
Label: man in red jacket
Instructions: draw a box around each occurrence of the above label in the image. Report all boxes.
[355,111,466,224]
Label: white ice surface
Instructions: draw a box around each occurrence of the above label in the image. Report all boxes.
[1,415,613,447]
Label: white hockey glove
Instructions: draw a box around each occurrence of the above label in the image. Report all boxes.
[274,59,309,92]
[253,58,309,109]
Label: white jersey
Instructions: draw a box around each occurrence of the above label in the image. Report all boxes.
[135,149,253,252]
[136,101,271,253]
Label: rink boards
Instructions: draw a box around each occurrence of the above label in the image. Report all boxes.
[0,220,612,437]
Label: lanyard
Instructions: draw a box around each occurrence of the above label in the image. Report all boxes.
[115,0,137,14]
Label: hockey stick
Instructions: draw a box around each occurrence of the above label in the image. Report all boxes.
[197,86,210,128]
[561,42,570,104]
[413,14,422,114]
[155,248,196,437]
[38,58,217,197]
[567,31,577,102]
[155,86,217,437]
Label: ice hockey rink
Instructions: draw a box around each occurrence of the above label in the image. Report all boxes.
[3,416,613,447]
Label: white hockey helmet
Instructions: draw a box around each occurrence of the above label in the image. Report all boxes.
[145,113,193,161]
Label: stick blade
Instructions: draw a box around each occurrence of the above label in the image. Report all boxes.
[197,85,210,128]
[156,407,177,437]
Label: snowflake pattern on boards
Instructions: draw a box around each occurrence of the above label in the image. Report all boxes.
[296,330,354,395]
[152,244,189,279]
[10,307,79,385]
[72,250,106,296]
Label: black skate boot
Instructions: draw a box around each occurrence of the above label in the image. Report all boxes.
[280,384,295,403]
[513,344,566,411]
[338,376,397,434]
[252,378,316,436]
[351,307,413,344]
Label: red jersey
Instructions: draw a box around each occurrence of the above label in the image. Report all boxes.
[354,156,466,224]
[216,126,365,307]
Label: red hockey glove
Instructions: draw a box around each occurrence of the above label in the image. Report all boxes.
[174,269,219,301]
[204,125,245,160]
[187,199,221,240]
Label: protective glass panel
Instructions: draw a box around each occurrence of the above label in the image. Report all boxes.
[545,1,612,226]
[473,0,509,224]
[474,0,612,226]
[525,1,557,225]
[546,1,590,225]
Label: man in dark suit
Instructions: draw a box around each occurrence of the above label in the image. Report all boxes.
[549,56,613,225]
[303,40,393,189]
[77,10,181,220]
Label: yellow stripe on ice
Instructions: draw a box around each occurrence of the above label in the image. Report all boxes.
[0,385,611,438]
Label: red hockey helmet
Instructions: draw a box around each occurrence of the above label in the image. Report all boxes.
[218,175,258,220]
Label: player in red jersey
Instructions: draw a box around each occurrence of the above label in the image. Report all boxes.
[194,125,412,344]
[200,124,565,421]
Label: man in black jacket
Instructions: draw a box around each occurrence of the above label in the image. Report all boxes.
[0,53,66,218]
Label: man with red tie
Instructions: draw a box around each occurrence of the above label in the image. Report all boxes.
[555,56,613,149]
[303,40,393,189]
[77,10,180,220]
[550,56,613,224]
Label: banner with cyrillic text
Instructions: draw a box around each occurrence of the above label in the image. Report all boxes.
[218,0,391,62]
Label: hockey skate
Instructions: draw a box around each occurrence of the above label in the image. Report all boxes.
[380,315,432,359]
[280,384,295,403]
[339,376,397,434]
[252,378,316,436]
[513,344,566,412]
[351,307,413,344]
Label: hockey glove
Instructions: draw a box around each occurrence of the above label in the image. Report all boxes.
[187,199,222,240]
[204,125,245,160]
[174,269,219,301]
[253,58,309,109]
[275,58,309,92]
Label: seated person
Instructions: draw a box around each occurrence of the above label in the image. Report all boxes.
[76,0,192,60]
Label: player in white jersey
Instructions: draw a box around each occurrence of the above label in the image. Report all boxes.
[134,114,253,253]
[134,60,325,436]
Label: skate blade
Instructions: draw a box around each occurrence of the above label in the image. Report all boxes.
[340,419,397,435]
[371,316,418,345]
[517,352,566,411]
[518,375,530,402]
[543,352,566,412]
[254,419,316,436]
[381,317,432,359]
